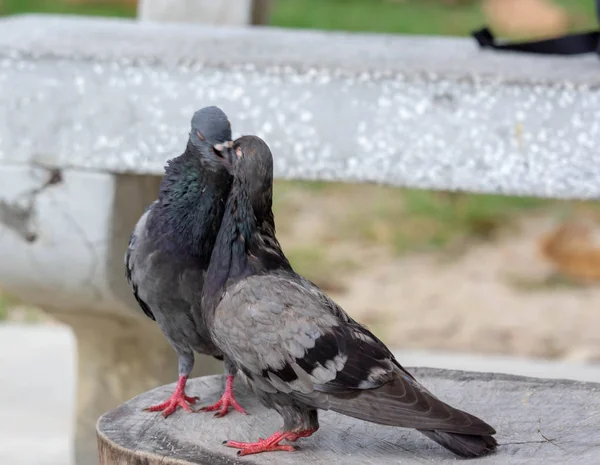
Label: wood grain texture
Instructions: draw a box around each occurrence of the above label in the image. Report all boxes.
[97,368,600,464]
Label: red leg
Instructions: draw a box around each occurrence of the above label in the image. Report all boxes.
[144,375,198,418]
[201,375,247,417]
[224,428,317,456]
[286,427,319,442]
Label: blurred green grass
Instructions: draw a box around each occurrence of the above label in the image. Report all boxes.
[0,290,18,321]
[0,297,8,320]
[0,0,137,17]
[2,0,597,35]
[274,181,554,257]
[274,0,597,36]
[344,189,549,254]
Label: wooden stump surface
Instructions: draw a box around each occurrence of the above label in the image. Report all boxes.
[97,367,600,464]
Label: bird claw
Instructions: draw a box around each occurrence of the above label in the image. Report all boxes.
[224,438,296,456]
[202,393,247,417]
[144,386,198,418]
[201,375,246,418]
[223,429,316,456]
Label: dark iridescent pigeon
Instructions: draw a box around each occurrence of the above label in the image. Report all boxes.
[124,106,246,418]
[201,135,497,457]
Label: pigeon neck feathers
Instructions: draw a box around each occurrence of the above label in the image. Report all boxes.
[205,182,287,287]
[149,141,232,261]
[203,142,291,307]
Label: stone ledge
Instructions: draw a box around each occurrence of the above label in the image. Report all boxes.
[1,16,599,199]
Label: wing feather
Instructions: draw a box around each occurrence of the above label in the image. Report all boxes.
[211,273,495,435]
[125,202,157,321]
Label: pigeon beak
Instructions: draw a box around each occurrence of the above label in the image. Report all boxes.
[213,140,233,152]
[213,141,236,168]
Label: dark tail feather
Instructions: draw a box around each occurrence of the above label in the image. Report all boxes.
[418,430,497,458]
[325,369,497,457]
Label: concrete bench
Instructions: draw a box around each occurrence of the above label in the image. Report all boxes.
[1,12,599,465]
[97,369,600,464]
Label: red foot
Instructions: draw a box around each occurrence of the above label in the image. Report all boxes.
[224,429,316,456]
[144,375,198,418]
[201,375,247,418]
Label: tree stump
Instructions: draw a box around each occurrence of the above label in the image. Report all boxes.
[97,368,600,464]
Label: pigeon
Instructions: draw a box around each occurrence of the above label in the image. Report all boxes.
[124,106,246,418]
[201,135,498,457]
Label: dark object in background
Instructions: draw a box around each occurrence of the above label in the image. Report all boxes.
[473,0,599,56]
[251,0,273,25]
[202,136,497,458]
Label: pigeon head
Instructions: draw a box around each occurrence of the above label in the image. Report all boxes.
[231,135,274,219]
[150,106,235,260]
[189,106,234,160]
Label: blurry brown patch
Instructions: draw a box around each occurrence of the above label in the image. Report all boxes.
[482,0,569,39]
[540,219,600,282]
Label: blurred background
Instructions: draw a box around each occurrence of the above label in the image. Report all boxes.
[1,0,600,464]
[2,0,600,362]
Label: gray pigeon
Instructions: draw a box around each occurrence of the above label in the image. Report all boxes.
[125,106,246,418]
[201,135,497,457]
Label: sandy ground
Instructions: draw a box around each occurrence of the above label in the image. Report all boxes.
[278,216,600,362]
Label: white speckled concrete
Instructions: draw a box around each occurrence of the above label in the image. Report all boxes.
[1,15,600,199]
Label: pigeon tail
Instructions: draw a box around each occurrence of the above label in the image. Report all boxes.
[326,369,497,458]
[418,430,497,458]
